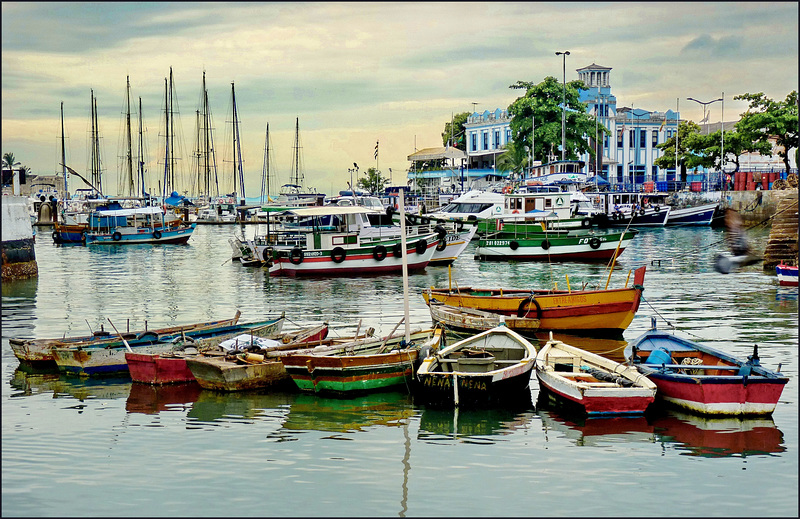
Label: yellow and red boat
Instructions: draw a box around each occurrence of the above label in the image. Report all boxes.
[422,265,646,338]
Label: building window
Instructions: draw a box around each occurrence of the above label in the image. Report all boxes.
[629,130,635,148]
[471,133,477,152]
[604,135,609,149]
[483,132,488,150]
[506,129,511,144]
[494,130,500,149]
[652,131,658,146]
[617,130,623,147]
[640,130,647,148]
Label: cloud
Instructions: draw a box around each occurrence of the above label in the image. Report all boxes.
[681,34,742,58]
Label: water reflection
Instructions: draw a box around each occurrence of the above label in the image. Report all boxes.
[185,389,294,425]
[652,410,786,458]
[417,404,535,443]
[126,382,202,414]
[9,368,131,402]
[282,391,414,435]
[538,410,656,447]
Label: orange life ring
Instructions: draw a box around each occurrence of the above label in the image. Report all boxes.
[512,210,520,214]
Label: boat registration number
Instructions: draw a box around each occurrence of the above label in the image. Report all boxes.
[483,240,510,246]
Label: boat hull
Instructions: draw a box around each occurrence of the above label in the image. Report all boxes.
[536,373,655,415]
[422,266,645,337]
[665,203,718,226]
[268,238,438,277]
[126,353,196,385]
[644,372,787,416]
[474,230,637,262]
[415,364,534,408]
[10,316,240,367]
[428,303,540,337]
[85,224,196,245]
[429,225,478,266]
[626,327,789,416]
[776,264,798,286]
[185,356,293,391]
[51,317,285,376]
[282,350,419,395]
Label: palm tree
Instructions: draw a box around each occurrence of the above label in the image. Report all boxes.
[3,152,21,171]
[495,142,529,179]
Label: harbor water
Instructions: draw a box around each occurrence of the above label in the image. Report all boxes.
[2,224,797,517]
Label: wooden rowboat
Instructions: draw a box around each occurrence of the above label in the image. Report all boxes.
[422,265,646,338]
[625,318,789,416]
[127,323,330,385]
[428,301,540,337]
[184,326,380,392]
[52,314,285,377]
[534,332,656,415]
[281,327,444,396]
[414,326,537,408]
[10,311,243,368]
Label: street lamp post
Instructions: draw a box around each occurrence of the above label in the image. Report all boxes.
[686,96,722,135]
[555,51,570,162]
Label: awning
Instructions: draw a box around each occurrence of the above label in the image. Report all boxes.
[407,147,466,161]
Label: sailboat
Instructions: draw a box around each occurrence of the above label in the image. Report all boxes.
[279,117,325,206]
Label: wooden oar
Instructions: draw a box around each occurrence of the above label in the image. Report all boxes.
[107,318,133,353]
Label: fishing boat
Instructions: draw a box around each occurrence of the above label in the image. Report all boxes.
[584,191,671,227]
[51,314,285,377]
[776,262,798,286]
[260,206,440,277]
[426,189,505,221]
[534,332,656,415]
[10,312,244,368]
[186,325,393,392]
[664,202,719,226]
[422,265,647,338]
[83,205,196,245]
[132,322,330,386]
[427,301,540,337]
[474,228,638,262]
[625,318,789,416]
[474,190,594,235]
[281,327,444,395]
[414,325,537,408]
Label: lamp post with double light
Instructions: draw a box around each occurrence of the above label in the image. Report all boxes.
[555,51,570,162]
[686,96,722,135]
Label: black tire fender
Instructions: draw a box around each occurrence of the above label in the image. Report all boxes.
[541,240,551,250]
[290,247,304,265]
[331,247,347,263]
[373,245,387,261]
[415,239,427,255]
[112,231,122,241]
[589,237,601,249]
[510,241,519,251]
[392,243,403,258]
[153,230,162,239]
[517,296,542,319]
[581,218,592,228]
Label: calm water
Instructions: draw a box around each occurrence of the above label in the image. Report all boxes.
[2,224,797,517]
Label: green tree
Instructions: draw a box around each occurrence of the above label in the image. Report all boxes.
[734,90,798,173]
[357,167,390,195]
[3,152,21,171]
[654,121,708,181]
[495,142,528,178]
[441,112,470,151]
[507,76,604,163]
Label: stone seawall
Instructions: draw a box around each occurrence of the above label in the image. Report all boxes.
[2,195,38,280]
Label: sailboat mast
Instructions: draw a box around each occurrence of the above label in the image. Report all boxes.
[125,76,134,197]
[231,82,245,201]
[292,117,302,186]
[60,101,68,199]
[138,97,145,198]
[261,123,269,203]
[163,77,169,199]
[169,67,175,196]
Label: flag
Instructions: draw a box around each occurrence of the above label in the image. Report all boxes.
[374,141,379,159]
[659,119,666,132]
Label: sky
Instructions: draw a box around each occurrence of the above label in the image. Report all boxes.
[2,2,798,198]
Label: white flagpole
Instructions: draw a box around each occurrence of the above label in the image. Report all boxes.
[675,98,679,183]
